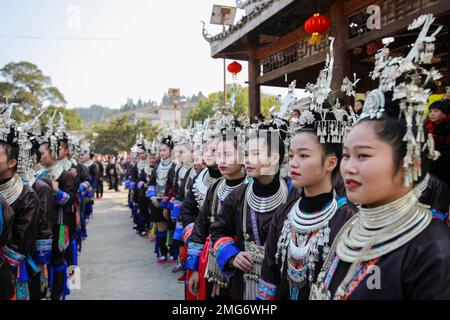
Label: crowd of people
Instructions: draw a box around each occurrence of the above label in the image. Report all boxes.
[121,15,449,301]
[0,109,103,300]
[1,14,449,301]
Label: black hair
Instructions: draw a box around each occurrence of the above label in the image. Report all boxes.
[161,136,174,150]
[424,80,437,94]
[292,101,344,177]
[355,92,430,186]
[29,135,42,163]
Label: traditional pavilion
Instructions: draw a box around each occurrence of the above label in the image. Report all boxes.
[203,0,450,116]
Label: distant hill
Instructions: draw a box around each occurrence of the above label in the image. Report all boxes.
[74,105,118,124]
[74,93,204,127]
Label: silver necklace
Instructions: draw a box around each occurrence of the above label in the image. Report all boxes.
[156,160,173,198]
[336,188,432,263]
[46,161,64,180]
[276,194,339,296]
[246,178,288,213]
[144,164,153,176]
[84,159,94,168]
[61,158,72,171]
[193,168,219,209]
[216,177,247,202]
[137,159,146,172]
[0,174,24,205]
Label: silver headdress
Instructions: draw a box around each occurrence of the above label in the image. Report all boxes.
[68,133,81,159]
[55,112,68,140]
[249,81,296,148]
[295,37,352,144]
[41,109,59,157]
[135,132,145,153]
[214,85,246,149]
[0,101,16,144]
[359,14,442,187]
[16,108,47,173]
[144,139,157,155]
[80,141,91,156]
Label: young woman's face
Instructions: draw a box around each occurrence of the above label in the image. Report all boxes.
[0,146,15,175]
[58,143,70,160]
[216,139,242,177]
[179,145,190,164]
[289,132,336,189]
[39,144,54,167]
[172,145,180,162]
[204,138,217,167]
[159,144,171,160]
[80,153,89,162]
[138,150,146,161]
[341,121,409,207]
[244,137,279,178]
[148,154,157,167]
[192,146,201,165]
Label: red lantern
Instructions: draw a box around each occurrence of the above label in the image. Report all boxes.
[227,61,242,80]
[304,13,331,46]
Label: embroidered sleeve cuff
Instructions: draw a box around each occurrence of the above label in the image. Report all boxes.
[171,200,182,220]
[185,242,204,271]
[129,182,136,190]
[431,209,449,222]
[147,186,156,197]
[55,189,71,205]
[182,223,195,243]
[213,237,240,278]
[137,181,145,189]
[256,279,278,300]
[2,246,26,268]
[159,196,169,208]
[168,197,175,211]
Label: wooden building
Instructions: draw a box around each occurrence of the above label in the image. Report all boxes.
[204,0,450,116]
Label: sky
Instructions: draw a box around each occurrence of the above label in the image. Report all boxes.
[0,0,297,109]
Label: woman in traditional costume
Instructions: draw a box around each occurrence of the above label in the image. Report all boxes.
[258,39,358,300]
[187,114,248,300]
[209,118,289,300]
[147,135,177,263]
[310,14,450,300]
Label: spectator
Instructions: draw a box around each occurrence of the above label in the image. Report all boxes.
[426,100,450,188]
[291,109,300,119]
[425,81,445,119]
[354,99,365,116]
[95,154,104,199]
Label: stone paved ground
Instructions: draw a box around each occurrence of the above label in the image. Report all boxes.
[69,187,184,300]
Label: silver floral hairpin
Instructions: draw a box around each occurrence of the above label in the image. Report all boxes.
[359,14,443,187]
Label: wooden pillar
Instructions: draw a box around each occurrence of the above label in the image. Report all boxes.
[330,0,351,103]
[446,21,450,87]
[248,32,261,119]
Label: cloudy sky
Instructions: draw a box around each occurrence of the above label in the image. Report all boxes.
[0,0,298,109]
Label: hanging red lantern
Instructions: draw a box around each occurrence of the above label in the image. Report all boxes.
[304,13,331,46]
[227,61,242,80]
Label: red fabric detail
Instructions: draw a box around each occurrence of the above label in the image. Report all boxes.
[197,236,211,300]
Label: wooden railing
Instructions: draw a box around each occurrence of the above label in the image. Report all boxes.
[346,0,442,40]
[260,31,331,76]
